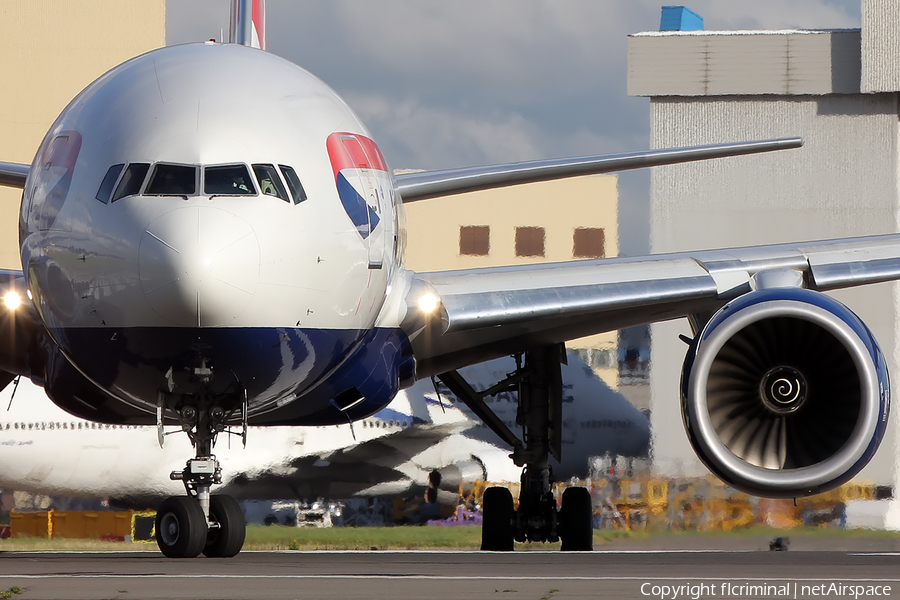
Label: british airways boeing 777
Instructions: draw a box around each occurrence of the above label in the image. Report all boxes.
[0,0,893,557]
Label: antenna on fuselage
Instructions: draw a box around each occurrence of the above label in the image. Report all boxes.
[430,376,446,413]
[229,0,266,50]
[5,376,19,411]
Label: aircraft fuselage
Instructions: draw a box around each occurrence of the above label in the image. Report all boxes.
[19,42,412,425]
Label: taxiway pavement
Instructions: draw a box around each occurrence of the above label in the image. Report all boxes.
[2,545,900,599]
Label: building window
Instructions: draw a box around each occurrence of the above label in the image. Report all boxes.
[573,227,605,258]
[515,226,545,257]
[460,225,490,256]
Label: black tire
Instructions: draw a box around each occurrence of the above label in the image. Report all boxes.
[203,495,246,558]
[559,487,593,551]
[155,496,207,558]
[481,486,514,551]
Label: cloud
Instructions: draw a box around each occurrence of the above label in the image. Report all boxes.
[166,0,229,45]
[347,93,541,169]
[166,0,862,254]
[167,1,859,166]
[348,90,649,171]
[689,0,859,30]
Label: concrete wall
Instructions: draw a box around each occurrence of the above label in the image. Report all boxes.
[0,0,166,269]
[651,95,899,245]
[862,0,900,93]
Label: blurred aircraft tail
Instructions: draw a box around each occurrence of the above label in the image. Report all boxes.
[230,0,266,50]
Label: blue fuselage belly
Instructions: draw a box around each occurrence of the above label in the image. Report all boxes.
[50,325,413,426]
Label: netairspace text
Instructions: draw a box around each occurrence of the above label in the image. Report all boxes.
[640,582,892,599]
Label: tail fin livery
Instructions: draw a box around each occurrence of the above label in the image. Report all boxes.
[230,0,266,50]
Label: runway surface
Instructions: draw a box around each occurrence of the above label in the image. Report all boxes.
[2,546,900,600]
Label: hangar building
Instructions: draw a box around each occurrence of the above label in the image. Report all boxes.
[627,0,900,503]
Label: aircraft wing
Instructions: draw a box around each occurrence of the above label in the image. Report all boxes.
[405,234,900,376]
[0,161,28,188]
[394,138,801,202]
[5,141,801,197]
[316,422,471,468]
[222,422,476,500]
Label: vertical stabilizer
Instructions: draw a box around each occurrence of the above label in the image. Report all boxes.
[229,0,266,49]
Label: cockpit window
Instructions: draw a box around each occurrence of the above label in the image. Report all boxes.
[204,164,256,196]
[252,164,288,202]
[146,164,197,196]
[95,164,124,204]
[279,165,307,204]
[111,163,150,202]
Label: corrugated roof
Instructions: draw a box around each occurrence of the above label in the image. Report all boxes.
[631,28,860,37]
[628,29,861,96]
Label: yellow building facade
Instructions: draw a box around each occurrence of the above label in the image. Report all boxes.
[0,0,166,268]
[403,175,621,387]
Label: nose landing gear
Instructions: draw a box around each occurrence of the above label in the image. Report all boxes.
[155,391,247,558]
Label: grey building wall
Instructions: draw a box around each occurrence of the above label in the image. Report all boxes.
[651,96,899,246]
[646,95,900,483]
[628,30,861,97]
[862,0,900,93]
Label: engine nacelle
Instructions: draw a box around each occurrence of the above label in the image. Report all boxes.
[681,288,890,498]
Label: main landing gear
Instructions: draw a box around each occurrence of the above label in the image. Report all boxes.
[438,344,593,552]
[155,388,247,558]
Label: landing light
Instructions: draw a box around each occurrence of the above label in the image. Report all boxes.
[418,293,440,313]
[3,292,20,310]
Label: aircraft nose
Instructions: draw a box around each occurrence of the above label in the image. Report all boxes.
[139,207,260,326]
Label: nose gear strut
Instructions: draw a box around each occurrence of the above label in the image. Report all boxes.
[154,371,248,558]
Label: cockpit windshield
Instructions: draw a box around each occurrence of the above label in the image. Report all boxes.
[279,165,307,204]
[146,164,197,196]
[98,161,308,203]
[111,163,150,202]
[95,164,124,204]
[252,164,288,202]
[204,164,256,196]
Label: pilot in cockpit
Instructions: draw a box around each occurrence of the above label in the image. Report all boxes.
[227,174,250,193]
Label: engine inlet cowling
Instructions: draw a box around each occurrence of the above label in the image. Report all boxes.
[681,288,889,498]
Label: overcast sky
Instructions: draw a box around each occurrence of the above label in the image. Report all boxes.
[166,1,861,256]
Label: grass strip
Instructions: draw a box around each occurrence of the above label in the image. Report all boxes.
[0,525,897,552]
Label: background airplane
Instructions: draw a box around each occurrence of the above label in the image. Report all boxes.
[0,353,648,505]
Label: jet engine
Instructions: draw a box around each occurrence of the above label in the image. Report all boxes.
[681,288,889,498]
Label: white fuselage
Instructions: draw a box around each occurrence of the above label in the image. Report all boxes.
[19,42,411,426]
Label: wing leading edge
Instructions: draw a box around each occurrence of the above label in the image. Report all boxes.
[0,162,28,189]
[404,234,900,377]
[394,138,802,202]
[2,140,802,196]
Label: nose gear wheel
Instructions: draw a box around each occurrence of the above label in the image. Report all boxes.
[155,496,208,559]
[203,495,246,558]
